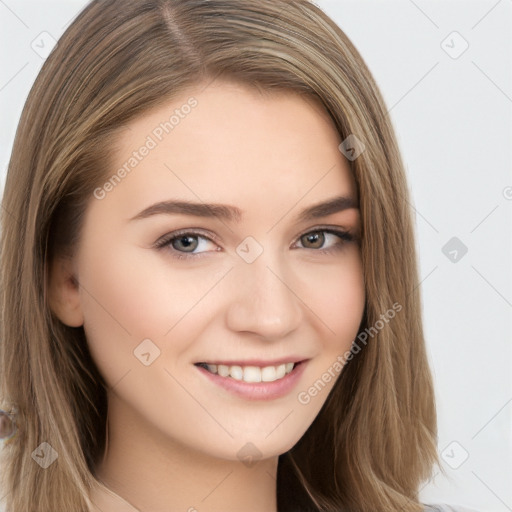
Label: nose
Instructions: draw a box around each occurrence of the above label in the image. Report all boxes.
[224,253,303,341]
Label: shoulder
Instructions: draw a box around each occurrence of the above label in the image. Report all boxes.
[423,504,480,512]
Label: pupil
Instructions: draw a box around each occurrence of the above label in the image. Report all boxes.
[304,232,324,248]
[173,235,198,252]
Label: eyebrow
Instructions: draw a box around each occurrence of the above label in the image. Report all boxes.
[129,195,358,223]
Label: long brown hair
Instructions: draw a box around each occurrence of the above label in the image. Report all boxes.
[0,1,438,510]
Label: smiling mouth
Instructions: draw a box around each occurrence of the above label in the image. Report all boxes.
[194,362,297,383]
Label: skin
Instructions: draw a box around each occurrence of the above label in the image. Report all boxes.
[49,80,365,512]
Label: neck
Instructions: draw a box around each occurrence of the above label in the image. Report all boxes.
[90,394,278,512]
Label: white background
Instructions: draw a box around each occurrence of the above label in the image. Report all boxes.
[1,1,511,511]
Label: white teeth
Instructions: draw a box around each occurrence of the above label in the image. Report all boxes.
[261,366,276,382]
[217,364,229,377]
[230,365,243,381]
[201,362,296,382]
[243,366,262,383]
[276,364,286,379]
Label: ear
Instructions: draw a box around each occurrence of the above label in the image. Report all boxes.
[47,256,84,327]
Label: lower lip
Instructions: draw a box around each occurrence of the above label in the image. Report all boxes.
[195,361,308,401]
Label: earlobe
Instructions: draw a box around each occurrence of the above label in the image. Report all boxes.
[47,256,84,327]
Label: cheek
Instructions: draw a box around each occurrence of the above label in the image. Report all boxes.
[77,242,230,381]
[298,248,365,347]
[80,241,212,328]
[292,250,365,410]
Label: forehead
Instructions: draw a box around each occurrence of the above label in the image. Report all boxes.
[104,80,356,218]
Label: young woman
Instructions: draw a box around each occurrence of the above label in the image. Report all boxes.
[0,1,473,511]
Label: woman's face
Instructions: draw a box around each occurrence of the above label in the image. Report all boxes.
[59,81,365,462]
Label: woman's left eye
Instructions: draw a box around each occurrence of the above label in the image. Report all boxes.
[294,229,353,252]
[155,228,354,260]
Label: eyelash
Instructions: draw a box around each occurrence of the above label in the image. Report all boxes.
[154,227,356,261]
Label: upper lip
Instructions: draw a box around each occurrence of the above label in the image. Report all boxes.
[195,357,308,367]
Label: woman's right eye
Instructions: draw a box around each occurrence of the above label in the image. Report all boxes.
[154,231,220,260]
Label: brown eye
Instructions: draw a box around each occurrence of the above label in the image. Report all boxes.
[300,231,325,249]
[295,229,354,252]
